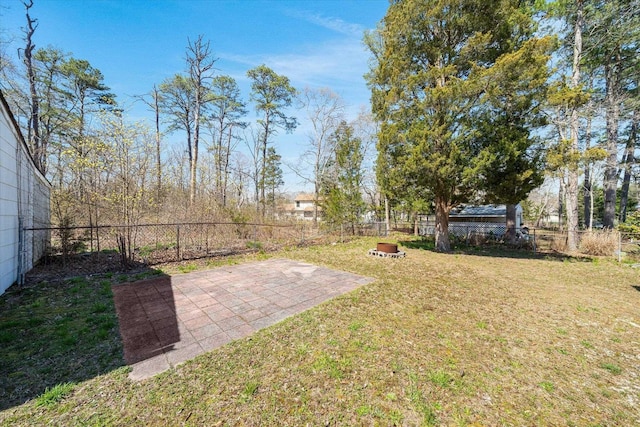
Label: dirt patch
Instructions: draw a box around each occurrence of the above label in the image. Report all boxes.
[25,252,146,285]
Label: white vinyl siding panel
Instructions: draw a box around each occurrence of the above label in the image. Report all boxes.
[0,93,50,295]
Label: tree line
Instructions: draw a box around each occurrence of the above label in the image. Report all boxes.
[366,0,638,251]
[1,1,638,253]
[1,1,376,233]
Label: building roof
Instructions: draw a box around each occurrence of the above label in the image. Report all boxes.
[450,204,508,217]
[294,193,316,202]
[0,90,50,187]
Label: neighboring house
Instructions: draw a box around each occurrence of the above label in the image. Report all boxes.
[420,204,523,237]
[279,193,322,221]
[0,90,51,295]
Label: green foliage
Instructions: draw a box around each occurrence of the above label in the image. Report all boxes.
[319,122,366,233]
[579,184,638,227]
[599,363,622,375]
[246,241,263,250]
[178,264,198,274]
[247,64,297,134]
[619,211,640,233]
[366,0,551,251]
[247,64,297,216]
[159,73,196,135]
[261,146,284,211]
[209,75,248,206]
[239,381,259,402]
[35,382,75,407]
[539,381,554,392]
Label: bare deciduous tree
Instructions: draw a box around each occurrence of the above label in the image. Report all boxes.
[186,35,217,206]
[291,87,344,225]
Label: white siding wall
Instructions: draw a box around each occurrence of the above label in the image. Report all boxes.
[0,102,20,294]
[0,95,50,294]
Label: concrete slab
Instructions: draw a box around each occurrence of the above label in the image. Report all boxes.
[111,258,374,380]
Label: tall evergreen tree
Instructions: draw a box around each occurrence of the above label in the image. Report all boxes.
[320,121,365,234]
[544,0,587,249]
[584,0,640,228]
[366,0,551,251]
[469,37,552,242]
[246,64,297,218]
[208,75,247,207]
[159,73,195,199]
[261,146,284,216]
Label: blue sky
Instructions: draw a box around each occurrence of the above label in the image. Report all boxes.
[1,0,389,191]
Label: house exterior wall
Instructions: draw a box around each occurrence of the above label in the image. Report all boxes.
[0,93,50,295]
[0,101,19,293]
[286,195,321,221]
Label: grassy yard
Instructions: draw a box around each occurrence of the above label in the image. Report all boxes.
[1,236,639,426]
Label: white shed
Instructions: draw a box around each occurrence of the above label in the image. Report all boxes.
[448,204,523,236]
[0,90,51,295]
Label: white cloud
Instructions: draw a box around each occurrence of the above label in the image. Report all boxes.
[219,37,370,104]
[286,9,365,37]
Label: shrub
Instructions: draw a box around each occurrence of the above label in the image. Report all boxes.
[618,210,640,233]
[579,230,618,256]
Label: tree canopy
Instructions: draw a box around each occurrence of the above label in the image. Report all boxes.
[366,0,552,251]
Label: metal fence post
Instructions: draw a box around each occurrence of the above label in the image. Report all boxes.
[176,224,181,261]
[17,218,25,286]
[618,231,622,263]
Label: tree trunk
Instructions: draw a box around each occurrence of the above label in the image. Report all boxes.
[434,196,451,252]
[190,91,201,207]
[24,2,43,174]
[222,126,233,208]
[565,0,583,251]
[260,115,270,219]
[153,86,162,210]
[603,60,620,229]
[186,122,195,206]
[313,182,319,227]
[190,132,198,207]
[558,179,565,231]
[565,172,579,250]
[583,112,593,229]
[384,196,390,237]
[505,204,517,244]
[619,109,638,223]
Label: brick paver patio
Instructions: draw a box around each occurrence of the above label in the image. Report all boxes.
[111,258,374,380]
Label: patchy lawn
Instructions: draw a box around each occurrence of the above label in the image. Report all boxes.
[1,236,639,426]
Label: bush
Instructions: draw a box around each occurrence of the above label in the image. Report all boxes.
[619,211,640,233]
[579,230,618,256]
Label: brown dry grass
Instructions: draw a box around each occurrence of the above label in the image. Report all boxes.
[579,230,619,256]
[2,236,639,426]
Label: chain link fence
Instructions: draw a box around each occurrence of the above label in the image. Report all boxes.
[415,221,639,260]
[23,221,640,271]
[26,221,322,267]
